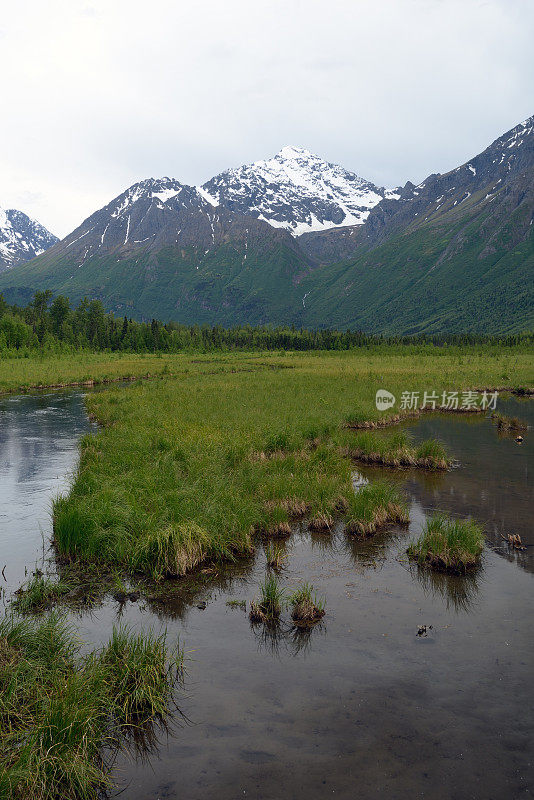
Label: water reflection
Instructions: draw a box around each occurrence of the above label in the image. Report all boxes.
[0,391,94,600]
[250,617,326,657]
[408,563,482,613]
[1,390,533,800]
[358,398,534,574]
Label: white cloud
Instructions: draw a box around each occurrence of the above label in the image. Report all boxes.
[1,0,533,237]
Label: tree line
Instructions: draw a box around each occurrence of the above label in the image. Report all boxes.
[0,291,531,355]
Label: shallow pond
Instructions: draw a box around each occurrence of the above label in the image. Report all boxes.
[1,392,533,799]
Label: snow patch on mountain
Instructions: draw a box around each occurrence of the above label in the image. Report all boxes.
[201,146,393,235]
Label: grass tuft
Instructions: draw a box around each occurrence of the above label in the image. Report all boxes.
[0,613,181,799]
[308,513,334,532]
[249,575,285,623]
[12,573,71,613]
[289,583,325,627]
[491,413,527,432]
[346,430,449,469]
[96,626,180,724]
[264,542,288,571]
[407,513,485,573]
[345,480,409,537]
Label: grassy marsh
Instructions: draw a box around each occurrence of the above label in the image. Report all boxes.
[407,514,485,573]
[44,347,532,578]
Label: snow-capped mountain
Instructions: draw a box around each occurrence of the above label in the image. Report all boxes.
[1,175,311,322]
[0,208,58,272]
[200,145,397,235]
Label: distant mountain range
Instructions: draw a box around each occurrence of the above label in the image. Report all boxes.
[1,116,532,334]
[0,208,57,272]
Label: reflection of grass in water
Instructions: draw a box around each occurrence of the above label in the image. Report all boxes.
[249,615,326,657]
[411,564,481,612]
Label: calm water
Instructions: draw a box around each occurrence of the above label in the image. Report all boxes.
[0,392,533,799]
[0,391,95,603]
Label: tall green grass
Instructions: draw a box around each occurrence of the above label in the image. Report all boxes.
[407,514,485,573]
[0,613,181,800]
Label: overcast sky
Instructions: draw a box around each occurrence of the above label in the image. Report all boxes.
[1,0,533,237]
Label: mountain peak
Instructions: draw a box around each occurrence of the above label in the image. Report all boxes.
[202,148,386,234]
[275,145,313,160]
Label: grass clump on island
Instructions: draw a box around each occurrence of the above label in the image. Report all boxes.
[289,584,325,627]
[46,348,533,579]
[407,513,485,573]
[491,413,528,432]
[345,480,410,537]
[344,430,450,469]
[0,613,182,800]
[249,575,285,623]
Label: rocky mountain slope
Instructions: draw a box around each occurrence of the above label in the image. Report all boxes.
[296,115,534,333]
[0,208,57,272]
